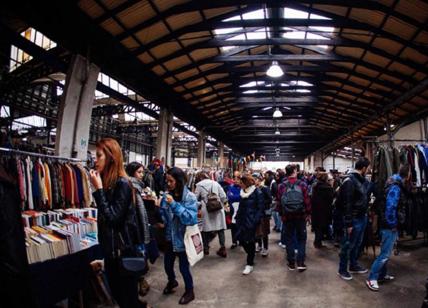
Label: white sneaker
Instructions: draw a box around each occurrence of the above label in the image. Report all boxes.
[242,265,254,275]
[366,280,379,291]
[261,249,269,257]
[255,245,261,253]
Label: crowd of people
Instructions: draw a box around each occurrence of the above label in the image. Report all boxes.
[89,137,413,307]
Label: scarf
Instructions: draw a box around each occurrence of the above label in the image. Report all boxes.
[240,185,256,199]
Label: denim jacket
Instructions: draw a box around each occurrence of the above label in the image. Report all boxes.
[160,187,198,252]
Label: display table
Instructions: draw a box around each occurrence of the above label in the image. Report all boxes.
[29,245,103,307]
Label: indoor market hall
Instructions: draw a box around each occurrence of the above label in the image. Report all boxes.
[1,1,427,307]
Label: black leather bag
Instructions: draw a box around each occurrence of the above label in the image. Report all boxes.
[116,232,148,277]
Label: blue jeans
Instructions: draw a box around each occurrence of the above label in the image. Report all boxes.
[284,218,307,264]
[339,216,367,273]
[272,210,282,230]
[164,242,193,290]
[368,229,398,281]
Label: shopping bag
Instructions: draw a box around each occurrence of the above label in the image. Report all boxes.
[184,224,204,266]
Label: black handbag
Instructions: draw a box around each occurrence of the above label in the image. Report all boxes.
[116,232,148,277]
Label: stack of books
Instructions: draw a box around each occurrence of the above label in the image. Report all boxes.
[23,209,98,264]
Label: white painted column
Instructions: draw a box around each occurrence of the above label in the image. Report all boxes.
[55,54,100,160]
[156,107,174,166]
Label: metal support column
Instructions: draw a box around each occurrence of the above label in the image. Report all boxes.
[197,131,206,168]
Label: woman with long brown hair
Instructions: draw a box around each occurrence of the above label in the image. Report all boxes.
[89,138,145,308]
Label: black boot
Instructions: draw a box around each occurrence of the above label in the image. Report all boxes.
[179,289,195,305]
[163,280,178,295]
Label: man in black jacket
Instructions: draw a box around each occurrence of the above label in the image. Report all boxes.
[338,157,371,280]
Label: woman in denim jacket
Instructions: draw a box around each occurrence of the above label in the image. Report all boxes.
[159,167,198,305]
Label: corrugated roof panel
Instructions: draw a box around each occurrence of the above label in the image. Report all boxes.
[78,0,104,19]
[150,41,181,59]
[100,18,123,36]
[400,47,428,65]
[135,21,169,44]
[163,54,192,71]
[121,37,139,49]
[311,5,348,17]
[349,8,385,27]
[117,1,156,29]
[414,31,428,45]
[372,37,403,55]
[363,51,391,68]
[378,73,401,85]
[180,33,211,47]
[335,46,365,59]
[137,52,155,64]
[185,78,206,89]
[189,48,218,61]
[152,65,166,76]
[166,11,203,31]
[173,86,186,92]
[341,31,372,44]
[388,61,415,76]
[175,68,199,80]
[395,0,428,23]
[100,0,126,10]
[383,17,417,40]
[206,73,228,81]
[153,0,191,12]
[414,72,427,81]
[203,7,239,19]
[355,65,379,78]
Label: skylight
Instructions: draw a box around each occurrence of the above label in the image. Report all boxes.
[243,90,259,94]
[214,28,242,35]
[289,80,313,87]
[10,28,57,72]
[283,8,308,19]
[224,9,266,22]
[240,81,265,88]
[0,106,10,118]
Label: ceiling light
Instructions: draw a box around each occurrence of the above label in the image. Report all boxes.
[273,107,283,118]
[266,61,284,78]
[275,128,280,135]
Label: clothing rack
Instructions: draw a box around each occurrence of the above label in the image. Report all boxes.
[0,147,84,162]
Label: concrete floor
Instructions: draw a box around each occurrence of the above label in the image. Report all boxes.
[143,226,428,308]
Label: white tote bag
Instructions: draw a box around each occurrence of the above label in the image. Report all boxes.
[184,224,204,266]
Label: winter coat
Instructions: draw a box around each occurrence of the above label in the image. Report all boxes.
[227,184,241,223]
[93,177,140,258]
[311,181,334,228]
[341,172,369,227]
[235,186,264,243]
[259,185,273,217]
[160,187,198,252]
[195,179,227,232]
[380,174,405,230]
[129,177,151,244]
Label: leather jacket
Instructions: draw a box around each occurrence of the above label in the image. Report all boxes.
[341,172,369,227]
[93,176,139,258]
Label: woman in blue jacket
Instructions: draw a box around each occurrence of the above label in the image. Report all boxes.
[235,174,264,275]
[159,167,198,305]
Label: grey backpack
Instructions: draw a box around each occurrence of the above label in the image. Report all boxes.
[281,180,304,213]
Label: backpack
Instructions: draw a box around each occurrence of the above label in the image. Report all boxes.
[281,180,304,213]
[203,183,223,213]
